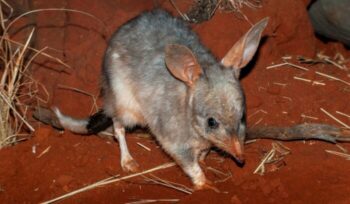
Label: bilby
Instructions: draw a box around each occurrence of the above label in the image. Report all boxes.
[34,9,350,190]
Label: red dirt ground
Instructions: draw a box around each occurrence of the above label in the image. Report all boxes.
[1,0,350,203]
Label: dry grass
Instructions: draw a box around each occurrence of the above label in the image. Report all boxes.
[171,0,262,23]
[41,162,176,204]
[0,1,104,148]
[57,84,98,114]
[297,52,348,70]
[254,142,290,175]
[320,108,350,129]
[325,150,350,160]
[143,174,193,194]
[0,0,37,147]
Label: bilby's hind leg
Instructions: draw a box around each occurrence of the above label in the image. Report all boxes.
[112,118,139,172]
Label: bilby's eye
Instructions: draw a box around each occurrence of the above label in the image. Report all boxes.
[207,117,219,129]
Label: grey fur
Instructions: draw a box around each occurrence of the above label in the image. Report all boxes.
[98,10,256,187]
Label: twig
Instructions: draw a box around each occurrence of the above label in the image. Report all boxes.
[254,142,290,175]
[320,108,350,128]
[266,62,288,69]
[315,71,350,87]
[325,150,350,160]
[253,148,275,174]
[169,0,189,21]
[293,76,326,86]
[143,174,193,194]
[301,114,318,120]
[336,144,348,153]
[283,62,309,71]
[4,37,71,70]
[5,8,105,35]
[1,0,13,23]
[266,61,309,71]
[41,162,176,204]
[37,146,51,158]
[137,142,151,151]
[245,139,257,144]
[336,111,350,119]
[317,52,348,70]
[251,118,263,128]
[312,81,326,86]
[293,76,311,83]
[57,84,98,114]
[206,166,230,177]
[272,142,291,155]
[209,0,222,18]
[0,135,19,146]
[273,82,287,87]
[206,166,232,183]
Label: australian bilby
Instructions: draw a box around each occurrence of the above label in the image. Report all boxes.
[34,9,350,190]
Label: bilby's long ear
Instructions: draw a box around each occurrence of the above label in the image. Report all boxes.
[165,44,203,87]
[221,17,269,74]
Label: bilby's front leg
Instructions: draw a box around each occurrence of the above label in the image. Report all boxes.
[168,146,218,192]
[112,118,139,172]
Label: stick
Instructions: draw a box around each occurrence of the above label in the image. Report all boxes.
[36,146,51,158]
[284,62,309,71]
[336,144,348,153]
[315,71,350,87]
[266,62,288,69]
[5,8,105,34]
[301,114,318,120]
[206,166,230,177]
[251,118,263,128]
[336,111,350,119]
[320,108,350,128]
[41,162,176,204]
[325,150,350,160]
[245,139,257,144]
[57,84,98,113]
[273,82,287,87]
[4,37,71,69]
[294,76,311,83]
[253,149,275,174]
[266,62,309,71]
[143,174,193,194]
[137,142,151,151]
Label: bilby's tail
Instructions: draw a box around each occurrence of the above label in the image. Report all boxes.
[33,107,113,135]
[246,123,350,143]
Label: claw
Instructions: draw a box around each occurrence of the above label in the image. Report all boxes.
[121,157,139,173]
[194,179,220,193]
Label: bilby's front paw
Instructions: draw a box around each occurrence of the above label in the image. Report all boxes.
[194,179,220,193]
[121,157,139,173]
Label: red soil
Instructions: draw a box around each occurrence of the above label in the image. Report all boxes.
[1,0,350,203]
